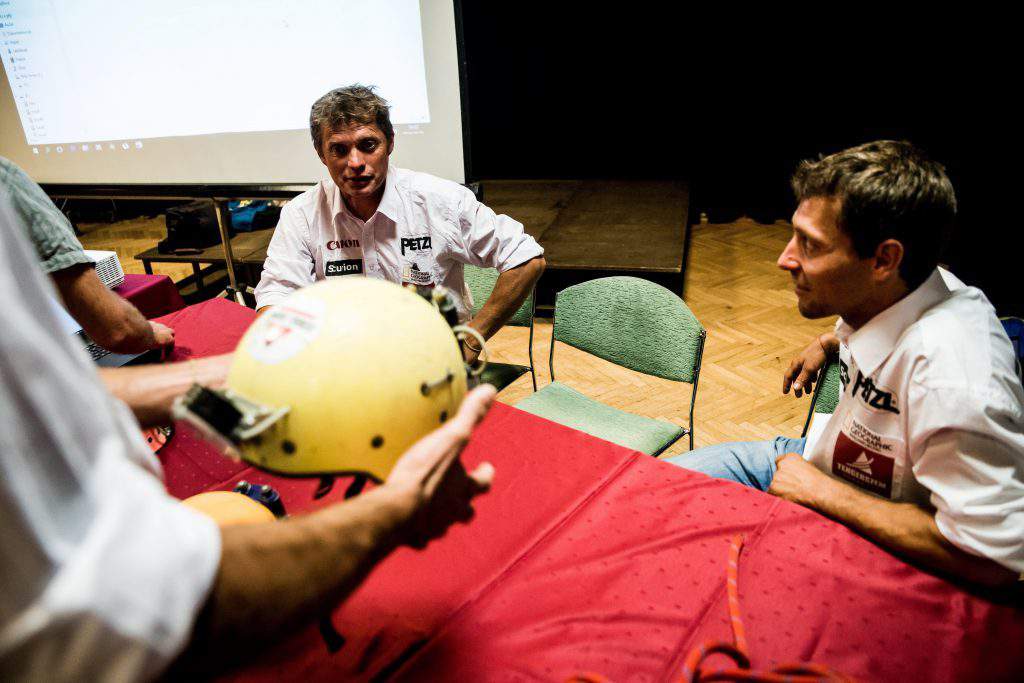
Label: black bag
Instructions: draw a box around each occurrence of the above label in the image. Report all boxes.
[158,200,232,254]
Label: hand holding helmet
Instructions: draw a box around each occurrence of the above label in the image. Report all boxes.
[384,383,496,548]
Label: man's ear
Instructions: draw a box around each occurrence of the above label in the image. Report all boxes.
[873,238,905,282]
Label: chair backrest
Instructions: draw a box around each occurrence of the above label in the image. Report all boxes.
[553,276,703,383]
[813,361,842,414]
[463,265,535,327]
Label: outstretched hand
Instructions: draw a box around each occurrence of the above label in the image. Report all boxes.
[385,384,497,548]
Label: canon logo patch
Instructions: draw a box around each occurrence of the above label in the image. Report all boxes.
[326,239,360,250]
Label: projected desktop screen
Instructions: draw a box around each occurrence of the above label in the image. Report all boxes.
[0,0,465,185]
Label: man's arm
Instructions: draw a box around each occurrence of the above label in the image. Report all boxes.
[769,453,1018,588]
[99,353,232,427]
[51,263,173,353]
[464,256,545,360]
[171,384,497,677]
[252,202,316,311]
[783,331,839,397]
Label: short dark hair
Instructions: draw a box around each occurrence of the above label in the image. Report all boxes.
[791,140,957,289]
[309,84,394,153]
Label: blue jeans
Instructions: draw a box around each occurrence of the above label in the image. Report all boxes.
[663,436,806,491]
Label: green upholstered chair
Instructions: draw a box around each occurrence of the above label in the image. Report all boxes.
[463,265,537,392]
[800,359,842,437]
[516,276,705,454]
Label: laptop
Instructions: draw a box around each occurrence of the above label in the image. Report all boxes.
[50,296,161,368]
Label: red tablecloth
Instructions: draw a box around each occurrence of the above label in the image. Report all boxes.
[155,298,1024,682]
[114,273,185,319]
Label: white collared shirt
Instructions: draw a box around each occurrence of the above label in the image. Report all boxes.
[254,166,544,319]
[805,269,1024,572]
[0,200,220,680]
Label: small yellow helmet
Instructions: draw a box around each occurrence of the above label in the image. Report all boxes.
[182,491,276,525]
[176,278,480,481]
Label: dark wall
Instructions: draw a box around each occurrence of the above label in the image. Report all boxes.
[459,5,1020,314]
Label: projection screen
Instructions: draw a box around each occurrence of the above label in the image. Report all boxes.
[0,0,466,186]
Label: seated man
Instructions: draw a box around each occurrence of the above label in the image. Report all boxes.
[254,85,545,361]
[666,140,1024,588]
[0,156,174,353]
[0,196,496,680]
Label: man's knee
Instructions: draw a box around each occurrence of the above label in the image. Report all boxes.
[665,439,784,490]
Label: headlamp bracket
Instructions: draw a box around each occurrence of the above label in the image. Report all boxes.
[172,384,290,458]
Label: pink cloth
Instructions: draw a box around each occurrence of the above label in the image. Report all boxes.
[114,273,186,319]
[154,298,1024,682]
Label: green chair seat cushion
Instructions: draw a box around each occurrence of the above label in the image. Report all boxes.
[515,381,685,455]
[479,362,530,393]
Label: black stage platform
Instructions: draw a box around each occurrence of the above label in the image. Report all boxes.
[482,179,692,310]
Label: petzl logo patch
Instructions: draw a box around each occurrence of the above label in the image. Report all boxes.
[400,235,432,255]
[832,429,895,498]
[325,259,363,276]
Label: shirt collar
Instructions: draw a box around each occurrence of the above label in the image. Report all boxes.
[375,165,401,222]
[329,165,400,224]
[835,268,951,376]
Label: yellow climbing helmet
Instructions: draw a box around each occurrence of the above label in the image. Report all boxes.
[175,278,484,481]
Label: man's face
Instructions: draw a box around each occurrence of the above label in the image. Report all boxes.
[318,123,393,204]
[777,196,874,319]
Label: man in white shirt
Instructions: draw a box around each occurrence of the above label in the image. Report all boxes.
[255,85,545,361]
[666,141,1024,588]
[0,196,497,681]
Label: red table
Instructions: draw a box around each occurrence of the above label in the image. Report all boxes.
[114,273,186,319]
[155,298,1024,683]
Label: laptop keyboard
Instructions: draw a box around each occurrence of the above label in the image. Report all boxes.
[83,340,112,361]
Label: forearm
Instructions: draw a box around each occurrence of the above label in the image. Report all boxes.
[467,256,544,339]
[174,485,413,676]
[93,296,156,353]
[808,477,1016,587]
[99,354,231,427]
[52,265,156,352]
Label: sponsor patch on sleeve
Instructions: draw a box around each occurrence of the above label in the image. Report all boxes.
[831,414,903,498]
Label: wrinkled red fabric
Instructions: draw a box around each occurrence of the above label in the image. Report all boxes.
[156,299,1024,682]
[114,273,186,319]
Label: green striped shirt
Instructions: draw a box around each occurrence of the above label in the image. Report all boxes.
[0,156,91,273]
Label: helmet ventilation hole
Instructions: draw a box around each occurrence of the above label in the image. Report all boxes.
[371,435,384,449]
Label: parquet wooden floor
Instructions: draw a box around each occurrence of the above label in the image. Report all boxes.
[78,215,194,282]
[79,212,835,460]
